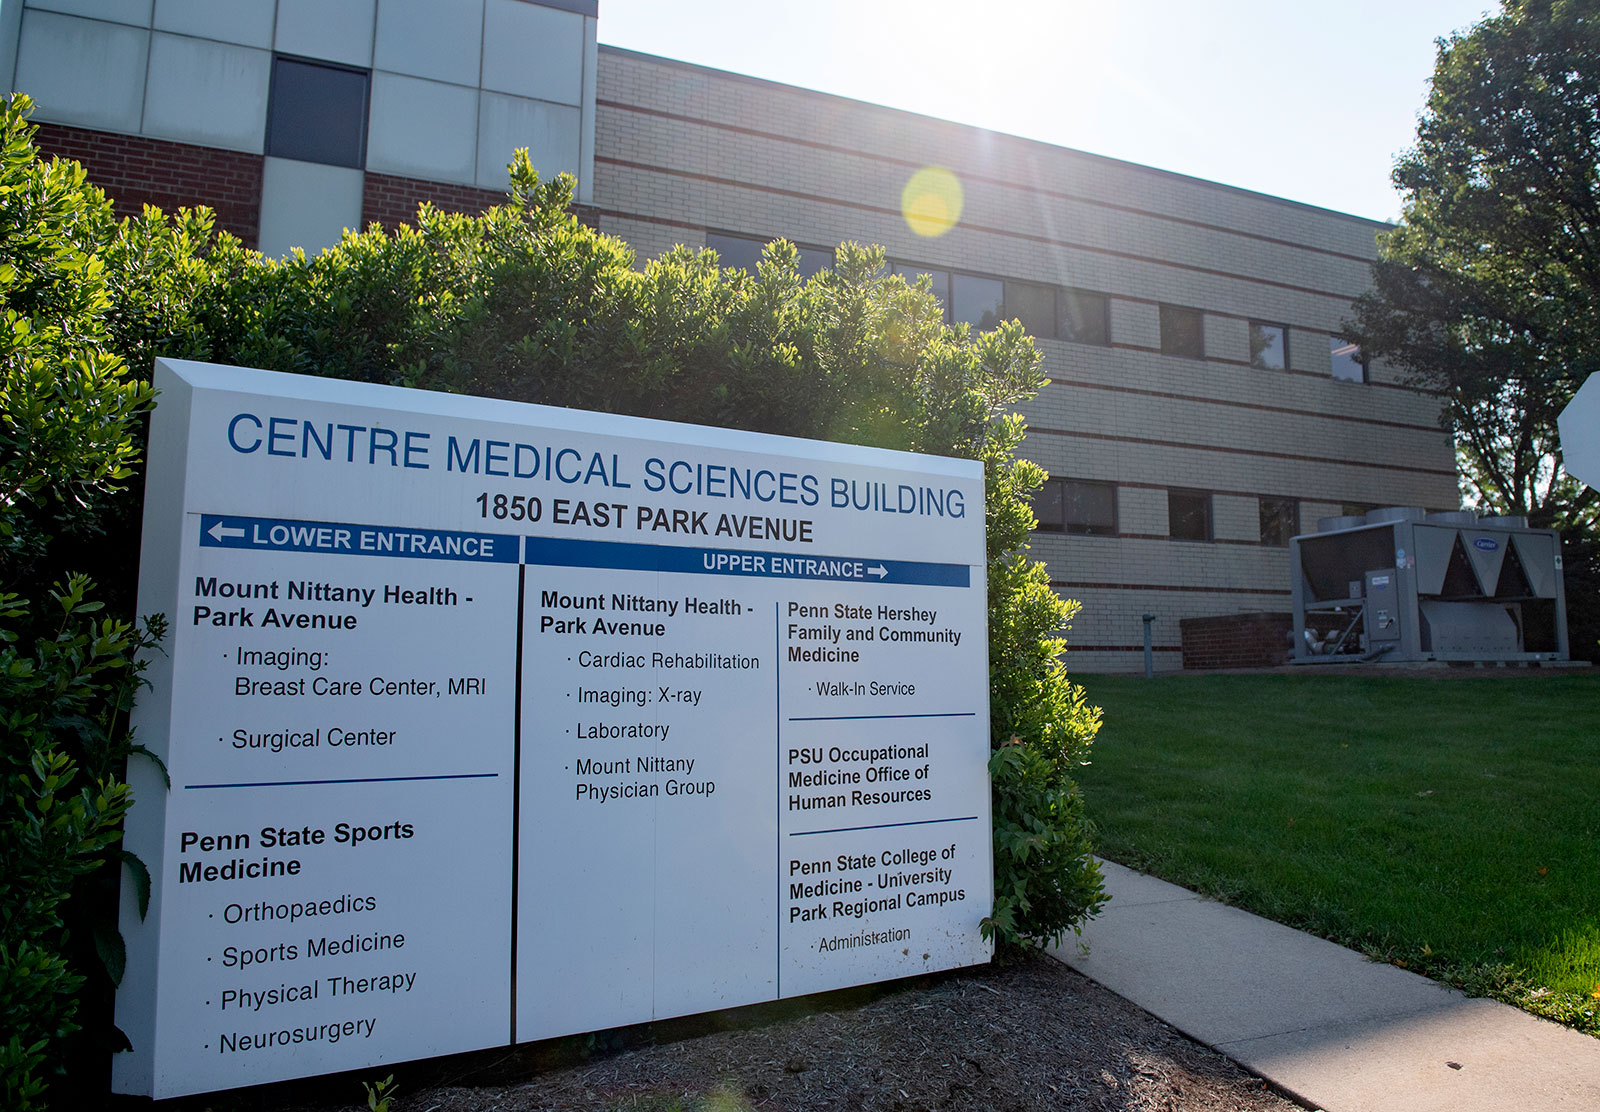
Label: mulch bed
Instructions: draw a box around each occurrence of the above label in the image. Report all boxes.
[239,952,1304,1112]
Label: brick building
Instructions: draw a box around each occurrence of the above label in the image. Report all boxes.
[1,0,1461,671]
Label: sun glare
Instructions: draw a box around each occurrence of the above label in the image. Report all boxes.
[901,166,964,237]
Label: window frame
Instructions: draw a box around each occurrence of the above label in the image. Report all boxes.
[890,263,1113,345]
[1167,488,1213,542]
[1330,333,1369,383]
[264,53,371,170]
[1259,496,1300,546]
[1159,303,1205,359]
[1058,287,1110,346]
[1033,477,1118,536]
[705,231,832,278]
[1249,320,1289,370]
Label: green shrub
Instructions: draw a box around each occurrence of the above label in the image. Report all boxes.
[0,95,158,1109]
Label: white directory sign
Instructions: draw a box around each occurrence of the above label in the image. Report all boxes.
[114,360,992,1098]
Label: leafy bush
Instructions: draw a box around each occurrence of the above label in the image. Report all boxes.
[0,95,158,1108]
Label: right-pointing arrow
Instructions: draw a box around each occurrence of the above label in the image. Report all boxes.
[868,564,888,579]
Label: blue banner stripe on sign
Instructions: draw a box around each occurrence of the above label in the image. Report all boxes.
[523,536,969,587]
[198,515,520,563]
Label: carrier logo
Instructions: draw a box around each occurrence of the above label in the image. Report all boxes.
[1473,537,1500,551]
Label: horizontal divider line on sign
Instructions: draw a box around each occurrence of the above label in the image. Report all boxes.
[789,815,980,837]
[788,712,978,721]
[184,772,500,790]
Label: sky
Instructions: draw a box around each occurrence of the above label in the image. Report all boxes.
[596,0,1498,223]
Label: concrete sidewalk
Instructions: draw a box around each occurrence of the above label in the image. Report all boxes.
[1049,861,1600,1112]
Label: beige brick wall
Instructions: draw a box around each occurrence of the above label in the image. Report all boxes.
[592,46,1458,672]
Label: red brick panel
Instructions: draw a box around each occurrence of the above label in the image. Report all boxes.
[361,172,504,232]
[1179,612,1293,671]
[33,124,263,246]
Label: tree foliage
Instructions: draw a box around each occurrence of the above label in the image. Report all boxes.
[1345,0,1600,656]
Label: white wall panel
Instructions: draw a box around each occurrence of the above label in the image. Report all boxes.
[367,71,478,184]
[25,0,151,27]
[476,90,578,189]
[375,0,482,86]
[152,0,273,48]
[142,32,268,151]
[257,156,364,257]
[481,0,581,106]
[274,0,373,66]
[577,12,596,203]
[15,10,148,133]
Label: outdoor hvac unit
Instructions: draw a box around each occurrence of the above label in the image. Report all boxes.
[1291,507,1569,664]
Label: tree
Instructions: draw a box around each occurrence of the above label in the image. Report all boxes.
[1345,0,1600,658]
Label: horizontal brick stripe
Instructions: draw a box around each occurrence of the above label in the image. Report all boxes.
[597,205,1438,401]
[595,97,1377,265]
[1025,426,1458,478]
[596,156,1370,304]
[1051,580,1293,596]
[1046,375,1447,432]
[1067,644,1183,653]
[33,123,262,245]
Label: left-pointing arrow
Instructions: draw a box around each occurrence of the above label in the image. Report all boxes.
[207,521,246,541]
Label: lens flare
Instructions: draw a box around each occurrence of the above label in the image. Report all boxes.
[901,167,963,238]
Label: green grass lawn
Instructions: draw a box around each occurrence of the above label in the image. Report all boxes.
[1073,671,1600,1033]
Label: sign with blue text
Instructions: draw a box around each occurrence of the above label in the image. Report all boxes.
[113,360,992,1098]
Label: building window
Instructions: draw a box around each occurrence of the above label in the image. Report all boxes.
[707,233,831,277]
[1034,478,1117,535]
[265,56,370,169]
[1330,334,1368,382]
[891,265,1111,344]
[1249,321,1288,370]
[1159,304,1204,359]
[1003,279,1056,338]
[892,264,952,321]
[1168,489,1212,541]
[952,273,1004,329]
[1059,288,1110,346]
[1259,496,1299,546]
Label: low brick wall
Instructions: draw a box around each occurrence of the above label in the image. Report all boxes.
[34,123,264,246]
[1180,612,1292,670]
[362,172,504,232]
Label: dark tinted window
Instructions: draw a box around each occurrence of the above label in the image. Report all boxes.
[1250,321,1287,370]
[1160,304,1204,359]
[1168,489,1212,541]
[266,56,369,168]
[1331,334,1367,382]
[1034,479,1117,535]
[1059,288,1109,345]
[952,273,1004,329]
[1260,496,1299,546]
[1004,280,1056,337]
[795,244,833,279]
[705,232,764,272]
